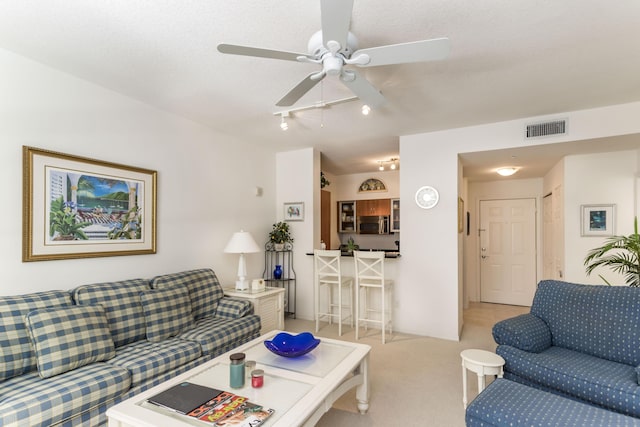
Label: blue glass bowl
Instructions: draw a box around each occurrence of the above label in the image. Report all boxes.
[264,332,321,357]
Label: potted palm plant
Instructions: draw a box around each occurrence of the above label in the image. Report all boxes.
[584,217,640,286]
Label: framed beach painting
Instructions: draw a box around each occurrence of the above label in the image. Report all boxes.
[23,146,157,261]
[580,204,615,237]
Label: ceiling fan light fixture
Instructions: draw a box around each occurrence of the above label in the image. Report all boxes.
[361,104,371,115]
[496,167,518,176]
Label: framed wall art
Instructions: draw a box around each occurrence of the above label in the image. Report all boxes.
[580,204,615,237]
[284,202,304,221]
[358,178,387,193]
[23,146,157,261]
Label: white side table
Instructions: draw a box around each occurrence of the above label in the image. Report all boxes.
[224,287,285,335]
[460,349,505,408]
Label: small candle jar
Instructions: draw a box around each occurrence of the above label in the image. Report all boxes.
[229,353,245,389]
[251,369,264,388]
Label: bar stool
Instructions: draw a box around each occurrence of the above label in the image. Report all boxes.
[354,251,393,344]
[314,249,353,336]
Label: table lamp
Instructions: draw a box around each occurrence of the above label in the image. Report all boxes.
[224,230,261,291]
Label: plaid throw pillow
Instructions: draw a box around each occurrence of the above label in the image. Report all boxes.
[140,285,193,342]
[24,305,116,379]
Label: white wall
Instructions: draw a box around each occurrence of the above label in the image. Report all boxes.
[275,148,319,320]
[563,150,639,284]
[0,49,276,295]
[401,102,640,340]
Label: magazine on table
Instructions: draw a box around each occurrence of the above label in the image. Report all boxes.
[213,401,275,426]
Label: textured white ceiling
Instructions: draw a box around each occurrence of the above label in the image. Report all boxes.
[1,0,639,176]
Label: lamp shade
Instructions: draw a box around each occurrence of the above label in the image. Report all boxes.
[224,230,261,254]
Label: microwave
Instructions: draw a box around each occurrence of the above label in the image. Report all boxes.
[358,216,390,234]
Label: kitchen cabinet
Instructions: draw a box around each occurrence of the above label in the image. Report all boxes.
[356,198,391,216]
[391,199,400,232]
[338,201,356,233]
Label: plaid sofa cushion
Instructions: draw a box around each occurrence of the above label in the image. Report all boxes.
[0,290,73,381]
[151,268,224,321]
[72,278,150,347]
[178,314,261,356]
[107,338,201,387]
[216,297,254,319]
[24,305,116,379]
[140,285,194,342]
[0,362,130,427]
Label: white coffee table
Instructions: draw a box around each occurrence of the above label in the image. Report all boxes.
[107,330,371,427]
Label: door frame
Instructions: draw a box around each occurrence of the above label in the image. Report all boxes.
[466,191,543,306]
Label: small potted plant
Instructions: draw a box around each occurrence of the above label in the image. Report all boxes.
[269,221,293,251]
[346,236,359,254]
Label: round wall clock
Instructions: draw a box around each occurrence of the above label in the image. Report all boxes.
[415,186,439,209]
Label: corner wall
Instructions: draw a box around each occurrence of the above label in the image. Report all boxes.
[401,102,640,340]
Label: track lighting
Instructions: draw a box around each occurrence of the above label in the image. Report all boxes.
[273,96,359,129]
[280,114,288,131]
[376,157,399,171]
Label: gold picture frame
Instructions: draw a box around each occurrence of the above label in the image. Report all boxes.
[23,146,157,261]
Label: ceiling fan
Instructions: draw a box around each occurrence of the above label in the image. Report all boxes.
[217,0,450,109]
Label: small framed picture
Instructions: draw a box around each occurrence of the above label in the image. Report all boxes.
[284,202,304,221]
[581,204,615,237]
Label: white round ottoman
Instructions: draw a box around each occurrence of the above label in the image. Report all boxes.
[460,349,505,408]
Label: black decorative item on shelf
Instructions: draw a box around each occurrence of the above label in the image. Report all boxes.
[263,241,296,318]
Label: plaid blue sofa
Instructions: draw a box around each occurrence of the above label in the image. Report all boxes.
[492,280,640,419]
[0,268,261,427]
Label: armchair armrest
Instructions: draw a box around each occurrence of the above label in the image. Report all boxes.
[492,313,551,353]
[215,297,254,319]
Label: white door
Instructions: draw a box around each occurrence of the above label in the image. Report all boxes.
[479,198,537,306]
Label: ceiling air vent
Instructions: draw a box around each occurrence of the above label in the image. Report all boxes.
[525,119,567,139]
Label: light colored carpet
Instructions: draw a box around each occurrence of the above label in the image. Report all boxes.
[284,302,528,427]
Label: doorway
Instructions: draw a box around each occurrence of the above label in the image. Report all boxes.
[479,198,537,306]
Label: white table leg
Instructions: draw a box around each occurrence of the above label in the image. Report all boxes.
[462,363,468,408]
[477,372,486,393]
[356,354,370,414]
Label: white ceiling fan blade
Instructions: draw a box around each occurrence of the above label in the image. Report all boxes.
[320,0,354,49]
[276,73,325,107]
[341,70,386,108]
[217,44,311,62]
[353,37,450,67]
